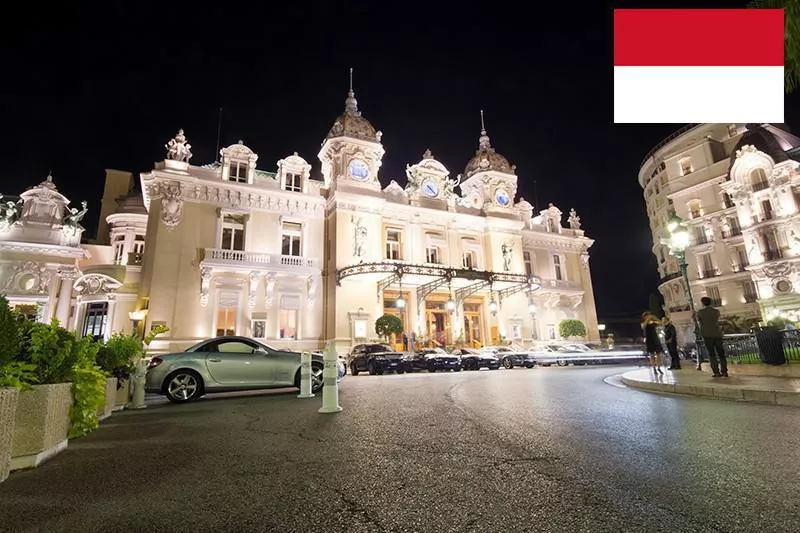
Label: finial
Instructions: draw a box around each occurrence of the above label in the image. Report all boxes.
[47,171,53,182]
[478,109,491,150]
[349,67,354,93]
[480,109,486,134]
[344,67,359,115]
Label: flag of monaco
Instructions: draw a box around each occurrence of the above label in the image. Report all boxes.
[614,9,785,124]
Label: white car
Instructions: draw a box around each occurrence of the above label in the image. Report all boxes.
[533,343,646,366]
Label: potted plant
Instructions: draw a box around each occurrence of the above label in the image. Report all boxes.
[0,296,36,482]
[96,333,140,416]
[10,318,103,470]
[374,314,403,345]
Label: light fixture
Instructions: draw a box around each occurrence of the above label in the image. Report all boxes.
[446,280,455,312]
[396,279,406,309]
[128,309,147,322]
[489,297,498,316]
[598,324,606,332]
[528,302,537,315]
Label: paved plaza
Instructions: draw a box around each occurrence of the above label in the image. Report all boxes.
[1,366,798,532]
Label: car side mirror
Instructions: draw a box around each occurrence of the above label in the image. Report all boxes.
[254,348,268,355]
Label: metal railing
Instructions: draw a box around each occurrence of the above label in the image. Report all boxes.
[722,329,800,365]
[640,124,700,168]
[722,228,742,238]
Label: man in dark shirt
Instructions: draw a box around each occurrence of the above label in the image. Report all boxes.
[696,297,728,377]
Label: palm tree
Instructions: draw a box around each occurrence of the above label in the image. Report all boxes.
[749,0,800,93]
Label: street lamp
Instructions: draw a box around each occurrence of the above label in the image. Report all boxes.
[128,309,147,338]
[488,296,498,316]
[664,213,704,370]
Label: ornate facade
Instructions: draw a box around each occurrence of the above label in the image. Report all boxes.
[1,85,600,354]
[640,123,800,344]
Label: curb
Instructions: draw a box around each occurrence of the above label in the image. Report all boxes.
[620,375,800,407]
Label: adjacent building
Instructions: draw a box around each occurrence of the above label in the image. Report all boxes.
[1,87,600,354]
[640,123,800,343]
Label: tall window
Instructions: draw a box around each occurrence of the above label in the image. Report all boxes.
[727,217,741,236]
[734,245,749,269]
[462,250,476,269]
[82,302,109,339]
[279,295,299,339]
[701,254,716,277]
[694,226,708,244]
[216,307,236,336]
[221,215,246,251]
[761,199,774,221]
[742,280,759,303]
[112,235,125,265]
[546,218,558,233]
[688,200,702,219]
[385,229,401,260]
[706,285,721,306]
[281,222,302,256]
[750,168,768,190]
[523,251,533,276]
[679,157,693,176]
[425,246,440,264]
[284,173,302,192]
[553,255,563,281]
[722,192,734,208]
[133,235,145,255]
[228,161,248,183]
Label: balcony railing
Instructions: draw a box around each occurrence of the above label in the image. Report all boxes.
[743,293,759,303]
[660,272,682,284]
[763,248,785,261]
[701,269,720,278]
[722,228,742,238]
[752,180,770,192]
[540,279,582,291]
[202,248,318,269]
[668,304,691,313]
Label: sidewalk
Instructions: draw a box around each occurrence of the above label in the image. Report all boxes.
[620,367,800,406]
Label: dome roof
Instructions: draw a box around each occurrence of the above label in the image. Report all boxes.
[464,113,515,178]
[326,88,380,143]
[728,123,789,172]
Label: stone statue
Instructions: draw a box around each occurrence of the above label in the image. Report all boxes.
[441,173,461,199]
[502,242,513,271]
[0,195,23,227]
[165,129,193,162]
[568,208,581,230]
[352,216,367,257]
[63,201,88,229]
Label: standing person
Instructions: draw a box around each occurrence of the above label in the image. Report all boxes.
[696,297,728,377]
[641,312,664,375]
[662,317,681,370]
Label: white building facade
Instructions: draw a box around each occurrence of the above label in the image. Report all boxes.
[640,123,800,344]
[1,89,600,354]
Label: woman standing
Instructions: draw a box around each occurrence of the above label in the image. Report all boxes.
[641,312,665,375]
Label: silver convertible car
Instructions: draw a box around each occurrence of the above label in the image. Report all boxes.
[145,336,345,403]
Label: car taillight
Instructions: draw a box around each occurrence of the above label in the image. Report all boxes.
[147,357,163,370]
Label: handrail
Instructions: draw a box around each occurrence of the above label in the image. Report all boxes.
[640,124,701,169]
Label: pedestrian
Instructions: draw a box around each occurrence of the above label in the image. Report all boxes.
[696,297,728,377]
[641,312,664,375]
[662,317,681,370]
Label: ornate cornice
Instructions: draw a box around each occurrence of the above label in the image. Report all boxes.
[0,240,88,258]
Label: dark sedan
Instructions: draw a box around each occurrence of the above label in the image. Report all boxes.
[349,343,405,375]
[451,348,500,370]
[404,348,461,372]
[483,346,536,369]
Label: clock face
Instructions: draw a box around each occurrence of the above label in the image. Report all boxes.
[495,189,510,206]
[348,159,370,181]
[421,178,439,198]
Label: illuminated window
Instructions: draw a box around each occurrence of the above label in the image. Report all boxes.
[385,229,402,260]
[425,246,440,264]
[553,255,563,281]
[228,161,248,183]
[252,319,266,339]
[679,157,693,176]
[82,302,109,339]
[284,173,302,192]
[688,200,702,219]
[281,222,302,256]
[216,307,236,336]
[279,295,300,339]
[221,215,245,251]
[750,168,769,190]
[112,235,125,265]
[133,235,145,255]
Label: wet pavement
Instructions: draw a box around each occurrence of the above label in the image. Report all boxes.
[1,365,798,532]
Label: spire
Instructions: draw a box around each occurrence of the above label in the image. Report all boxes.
[478,109,491,149]
[345,67,360,116]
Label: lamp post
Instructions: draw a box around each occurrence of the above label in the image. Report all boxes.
[128,309,148,409]
[664,214,704,371]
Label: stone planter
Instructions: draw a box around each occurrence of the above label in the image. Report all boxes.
[114,378,130,410]
[0,388,19,483]
[11,383,72,471]
[96,378,118,421]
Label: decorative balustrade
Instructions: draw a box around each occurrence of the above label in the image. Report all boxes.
[202,248,318,269]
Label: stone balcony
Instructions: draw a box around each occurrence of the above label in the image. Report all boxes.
[201,248,320,273]
[538,278,583,292]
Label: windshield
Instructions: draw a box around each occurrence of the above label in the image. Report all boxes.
[366,344,394,353]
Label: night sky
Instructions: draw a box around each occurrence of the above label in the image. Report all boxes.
[2,0,798,323]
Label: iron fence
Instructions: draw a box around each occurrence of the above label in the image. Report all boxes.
[722,329,800,364]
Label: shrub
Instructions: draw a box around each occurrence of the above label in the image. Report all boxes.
[0,294,21,366]
[22,319,91,385]
[558,319,586,339]
[374,314,403,341]
[68,362,106,438]
[97,333,141,387]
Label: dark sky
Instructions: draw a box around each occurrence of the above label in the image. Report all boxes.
[1,0,797,320]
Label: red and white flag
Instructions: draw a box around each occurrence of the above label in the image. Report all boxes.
[614,9,785,124]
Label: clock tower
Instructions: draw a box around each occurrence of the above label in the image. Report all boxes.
[318,69,385,192]
[404,149,460,208]
[458,110,518,214]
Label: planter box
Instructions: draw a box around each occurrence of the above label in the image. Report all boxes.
[114,379,130,410]
[0,388,19,483]
[96,378,118,421]
[11,383,72,471]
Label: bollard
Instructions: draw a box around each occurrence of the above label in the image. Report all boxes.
[128,358,148,410]
[318,341,342,413]
[297,351,315,398]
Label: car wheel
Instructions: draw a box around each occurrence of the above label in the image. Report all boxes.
[368,361,377,375]
[376,369,385,375]
[454,366,461,372]
[311,362,324,393]
[165,370,204,403]
[396,368,405,374]
[557,359,568,367]
[525,364,534,369]
[428,363,437,373]
[490,365,499,370]
[503,358,514,369]
[351,362,360,376]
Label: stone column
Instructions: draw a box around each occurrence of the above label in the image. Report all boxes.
[55,269,79,328]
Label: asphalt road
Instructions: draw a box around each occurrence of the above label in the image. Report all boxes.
[1,365,798,533]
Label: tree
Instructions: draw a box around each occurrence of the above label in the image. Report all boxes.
[558,319,586,339]
[749,0,800,93]
[374,314,403,341]
[648,293,665,319]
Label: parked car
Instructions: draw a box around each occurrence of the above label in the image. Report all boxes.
[404,348,462,372]
[481,346,536,369]
[145,336,345,403]
[533,343,647,366]
[349,343,405,375]
[451,347,500,370]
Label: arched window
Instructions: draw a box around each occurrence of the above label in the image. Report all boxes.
[750,168,768,190]
[687,200,702,219]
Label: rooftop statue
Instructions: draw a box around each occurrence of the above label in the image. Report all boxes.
[0,195,23,229]
[63,200,88,230]
[166,129,193,162]
[568,208,581,230]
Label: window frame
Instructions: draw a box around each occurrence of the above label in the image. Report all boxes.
[228,161,248,183]
[281,221,303,257]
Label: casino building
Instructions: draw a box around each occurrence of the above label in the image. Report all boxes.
[0,85,600,354]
